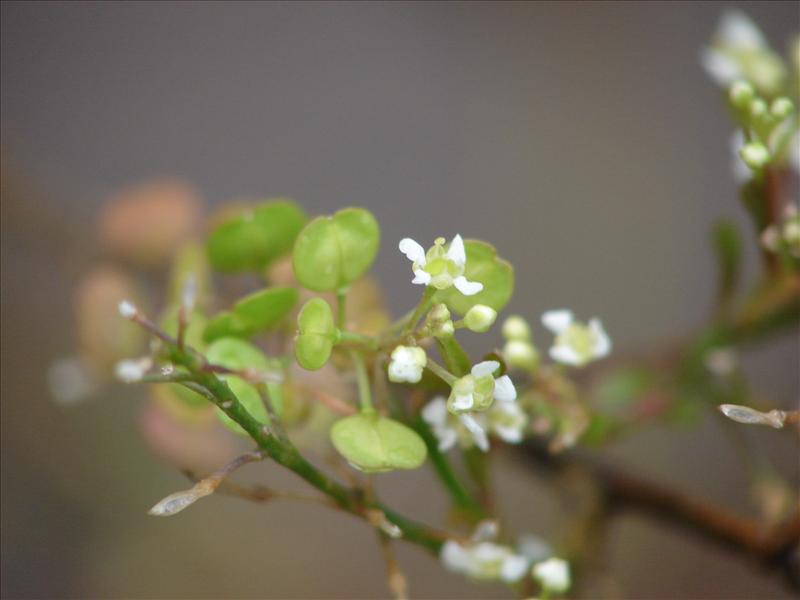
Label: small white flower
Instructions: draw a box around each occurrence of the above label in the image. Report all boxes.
[487,399,528,444]
[422,396,489,452]
[387,345,427,383]
[448,360,517,414]
[114,357,153,383]
[542,309,611,367]
[700,10,785,95]
[399,234,483,296]
[532,557,571,595]
[441,540,529,583]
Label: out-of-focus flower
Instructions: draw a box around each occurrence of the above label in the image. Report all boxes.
[387,345,427,384]
[448,360,516,413]
[532,557,571,595]
[441,537,529,583]
[541,310,611,367]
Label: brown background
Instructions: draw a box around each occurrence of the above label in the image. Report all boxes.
[2,1,799,598]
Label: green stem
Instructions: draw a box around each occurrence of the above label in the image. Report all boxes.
[413,416,485,520]
[349,350,374,412]
[426,358,458,386]
[336,289,347,330]
[400,287,436,337]
[338,330,378,350]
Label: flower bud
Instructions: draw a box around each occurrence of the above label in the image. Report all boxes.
[503,340,539,371]
[740,142,770,170]
[729,80,754,108]
[501,315,531,341]
[770,97,794,119]
[749,97,768,120]
[425,303,454,338]
[464,304,497,333]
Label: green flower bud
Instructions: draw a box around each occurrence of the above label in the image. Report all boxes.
[749,98,768,120]
[425,303,454,338]
[770,97,794,119]
[501,315,531,341]
[464,304,497,333]
[295,298,337,370]
[503,339,539,371]
[729,80,755,108]
[740,142,770,170]
[330,412,427,473]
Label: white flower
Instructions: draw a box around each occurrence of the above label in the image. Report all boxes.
[387,346,426,383]
[118,299,138,319]
[399,234,483,296]
[422,396,489,452]
[532,557,570,594]
[441,540,529,583]
[487,398,528,444]
[700,10,785,95]
[448,360,516,413]
[542,310,611,367]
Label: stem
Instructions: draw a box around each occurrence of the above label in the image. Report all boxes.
[400,287,436,337]
[426,359,458,386]
[350,350,374,412]
[337,289,347,329]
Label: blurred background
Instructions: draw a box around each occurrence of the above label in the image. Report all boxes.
[2,1,798,598]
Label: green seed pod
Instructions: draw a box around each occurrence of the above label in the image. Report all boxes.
[292,208,380,292]
[295,298,337,370]
[330,412,427,473]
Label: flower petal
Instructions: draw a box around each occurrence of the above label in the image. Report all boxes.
[492,375,517,402]
[461,414,489,452]
[446,234,466,266]
[588,318,612,358]
[411,268,432,285]
[717,10,766,50]
[500,554,529,583]
[541,309,573,334]
[399,238,426,265]
[471,360,500,378]
[421,397,448,426]
[452,393,474,411]
[700,48,740,86]
[441,540,470,572]
[453,276,483,296]
[550,344,583,366]
[437,428,458,452]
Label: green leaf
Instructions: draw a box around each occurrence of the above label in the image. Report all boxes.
[233,286,298,331]
[207,199,307,273]
[436,240,514,315]
[712,220,742,306]
[330,412,427,473]
[292,208,380,291]
[206,338,271,435]
[295,298,337,370]
[203,311,251,342]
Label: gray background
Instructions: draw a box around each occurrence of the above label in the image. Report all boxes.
[2,1,799,598]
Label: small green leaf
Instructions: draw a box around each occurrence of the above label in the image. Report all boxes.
[207,199,307,273]
[292,208,380,291]
[203,311,251,343]
[206,338,271,435]
[437,240,513,315]
[233,286,298,331]
[295,298,337,370]
[330,412,427,473]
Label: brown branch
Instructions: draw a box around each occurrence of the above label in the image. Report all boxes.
[515,441,800,590]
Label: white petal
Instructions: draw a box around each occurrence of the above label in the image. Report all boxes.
[399,238,426,265]
[700,48,740,86]
[541,309,573,334]
[500,554,529,583]
[437,428,458,452]
[441,541,470,572]
[494,424,524,443]
[492,375,517,402]
[453,276,483,296]
[550,344,583,366]
[452,393,474,411]
[517,534,552,563]
[588,318,612,358]
[446,234,466,266]
[461,414,489,452]
[421,397,448,426]
[471,360,500,378]
[717,10,766,50]
[411,268,432,285]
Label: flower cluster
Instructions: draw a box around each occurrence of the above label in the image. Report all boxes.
[399,234,483,295]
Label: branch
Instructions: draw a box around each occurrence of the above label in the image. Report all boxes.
[515,441,800,590]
